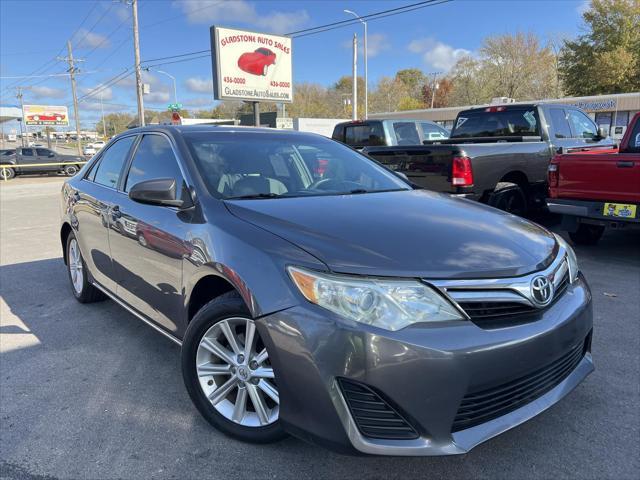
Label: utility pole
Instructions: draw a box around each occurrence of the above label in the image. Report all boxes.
[99,89,107,138]
[15,87,27,147]
[352,33,358,121]
[131,0,145,127]
[58,41,84,155]
[344,10,367,119]
[428,72,442,109]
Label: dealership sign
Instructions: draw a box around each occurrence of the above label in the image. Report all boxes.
[210,26,293,103]
[23,105,69,126]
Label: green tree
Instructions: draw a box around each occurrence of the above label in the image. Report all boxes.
[560,0,640,95]
[95,112,135,137]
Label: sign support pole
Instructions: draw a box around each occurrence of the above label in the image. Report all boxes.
[253,102,260,127]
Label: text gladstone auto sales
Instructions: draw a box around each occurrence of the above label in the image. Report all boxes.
[211,26,293,103]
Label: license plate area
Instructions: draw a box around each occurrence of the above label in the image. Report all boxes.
[603,202,637,219]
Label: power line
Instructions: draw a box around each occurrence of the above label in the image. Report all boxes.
[73,3,115,49]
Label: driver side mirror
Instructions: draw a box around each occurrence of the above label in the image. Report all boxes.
[129,178,193,209]
[596,126,608,140]
[48,152,55,157]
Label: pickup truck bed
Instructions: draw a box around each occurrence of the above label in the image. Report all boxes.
[547,112,640,244]
[363,103,615,217]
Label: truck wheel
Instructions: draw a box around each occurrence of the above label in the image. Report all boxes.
[490,182,527,217]
[569,224,605,245]
[64,164,79,176]
[0,167,15,180]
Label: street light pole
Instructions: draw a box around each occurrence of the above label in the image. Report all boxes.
[344,9,367,119]
[352,33,358,121]
[99,89,106,138]
[155,70,178,104]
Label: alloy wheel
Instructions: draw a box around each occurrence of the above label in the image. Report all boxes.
[68,238,84,294]
[196,317,279,427]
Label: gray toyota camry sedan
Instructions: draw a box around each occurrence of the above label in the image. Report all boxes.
[60,125,593,456]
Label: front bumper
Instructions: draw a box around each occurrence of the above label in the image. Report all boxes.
[257,273,593,456]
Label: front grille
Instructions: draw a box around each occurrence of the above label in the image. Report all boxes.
[452,340,586,432]
[455,269,570,328]
[338,378,419,440]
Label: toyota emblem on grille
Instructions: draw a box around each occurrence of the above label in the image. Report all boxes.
[531,275,553,306]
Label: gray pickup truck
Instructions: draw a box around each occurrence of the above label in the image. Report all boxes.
[362,103,616,215]
[0,146,85,180]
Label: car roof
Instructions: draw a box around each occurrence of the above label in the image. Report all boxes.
[335,119,441,127]
[116,124,330,141]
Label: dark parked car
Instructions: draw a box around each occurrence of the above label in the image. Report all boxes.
[1,146,84,180]
[60,126,593,456]
[362,104,615,216]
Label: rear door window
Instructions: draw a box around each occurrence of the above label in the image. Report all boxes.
[393,122,421,145]
[626,119,640,153]
[567,110,598,139]
[344,123,385,146]
[549,108,572,139]
[92,136,136,188]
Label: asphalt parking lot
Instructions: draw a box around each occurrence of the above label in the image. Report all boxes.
[1,177,638,480]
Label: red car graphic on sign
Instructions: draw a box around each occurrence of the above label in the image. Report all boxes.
[27,113,66,122]
[237,48,276,76]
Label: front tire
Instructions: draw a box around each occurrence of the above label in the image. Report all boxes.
[181,291,286,443]
[0,166,15,180]
[569,223,605,245]
[66,232,105,303]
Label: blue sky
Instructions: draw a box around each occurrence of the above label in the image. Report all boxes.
[0,0,589,129]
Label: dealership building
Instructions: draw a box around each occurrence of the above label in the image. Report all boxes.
[371,92,640,139]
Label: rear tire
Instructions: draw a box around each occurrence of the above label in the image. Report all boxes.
[64,164,79,176]
[490,182,528,217]
[181,291,287,444]
[0,166,15,180]
[569,224,605,245]
[66,232,105,303]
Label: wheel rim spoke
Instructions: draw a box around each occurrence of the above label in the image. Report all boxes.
[208,376,238,405]
[254,348,268,365]
[253,366,274,379]
[200,337,236,365]
[243,319,256,359]
[247,384,269,425]
[258,379,279,405]
[219,321,242,355]
[232,386,248,423]
[197,363,231,377]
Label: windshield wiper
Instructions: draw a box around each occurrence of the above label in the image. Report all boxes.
[226,192,284,200]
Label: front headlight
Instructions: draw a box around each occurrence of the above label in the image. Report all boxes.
[554,234,579,282]
[287,267,464,331]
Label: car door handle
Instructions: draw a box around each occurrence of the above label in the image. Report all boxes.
[616,161,635,168]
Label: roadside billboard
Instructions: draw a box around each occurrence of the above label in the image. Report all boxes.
[210,26,293,103]
[23,105,69,126]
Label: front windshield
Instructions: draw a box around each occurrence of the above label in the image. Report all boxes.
[183,132,410,199]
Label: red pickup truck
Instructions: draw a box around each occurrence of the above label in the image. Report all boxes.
[547,112,640,244]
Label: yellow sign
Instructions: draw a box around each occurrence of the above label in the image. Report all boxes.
[603,202,637,219]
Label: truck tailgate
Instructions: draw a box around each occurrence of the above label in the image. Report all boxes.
[362,145,459,193]
[556,152,640,203]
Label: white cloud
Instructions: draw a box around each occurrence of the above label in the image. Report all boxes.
[174,0,309,33]
[144,91,171,104]
[182,97,213,107]
[80,85,114,101]
[31,86,66,99]
[342,33,390,58]
[185,77,213,93]
[75,29,110,49]
[408,38,471,72]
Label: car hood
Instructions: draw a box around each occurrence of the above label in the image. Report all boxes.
[224,190,557,279]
